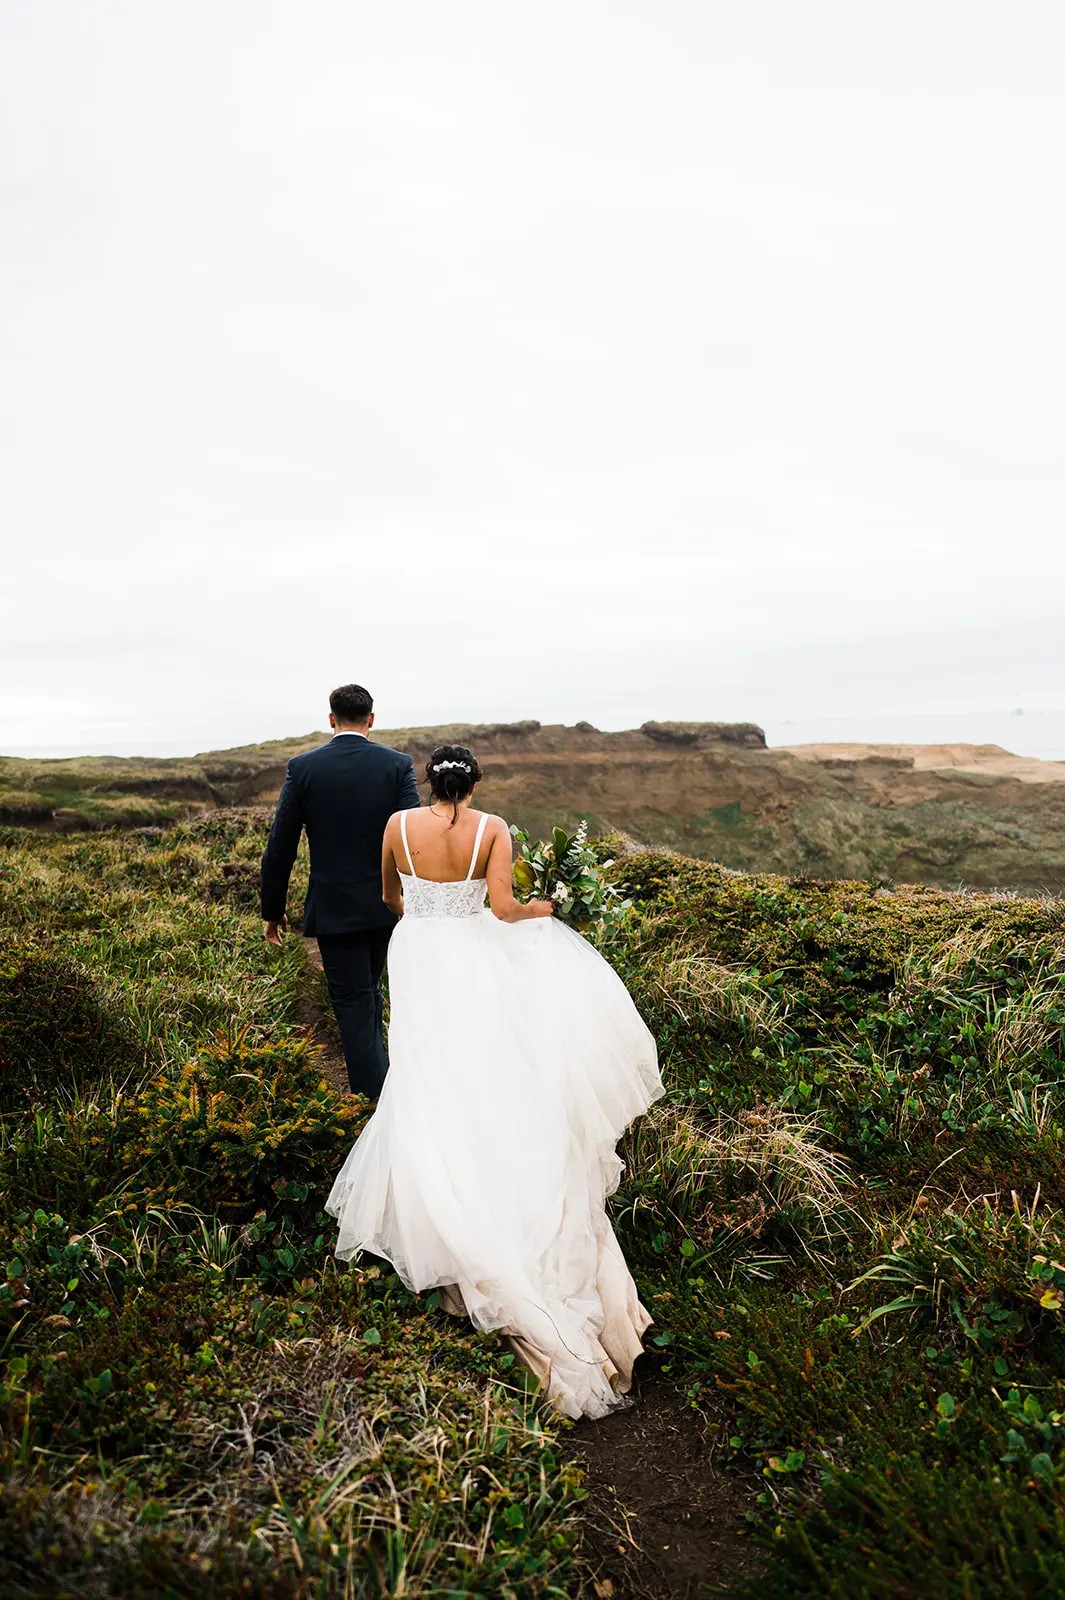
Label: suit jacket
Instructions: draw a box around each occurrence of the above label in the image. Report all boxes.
[260,735,421,936]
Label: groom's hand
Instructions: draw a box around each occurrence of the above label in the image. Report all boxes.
[263,916,288,947]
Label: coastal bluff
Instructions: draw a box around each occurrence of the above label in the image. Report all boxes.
[2,720,1064,893]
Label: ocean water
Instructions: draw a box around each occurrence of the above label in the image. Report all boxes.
[761,708,1065,763]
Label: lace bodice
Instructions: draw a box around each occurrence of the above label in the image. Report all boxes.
[398,810,491,920]
[398,872,489,919]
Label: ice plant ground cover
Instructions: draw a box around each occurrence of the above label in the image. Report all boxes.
[1,812,1065,1596]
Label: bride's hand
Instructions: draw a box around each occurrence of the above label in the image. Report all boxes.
[530,899,555,918]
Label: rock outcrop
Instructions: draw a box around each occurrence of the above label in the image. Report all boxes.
[640,721,767,749]
[3,724,1064,893]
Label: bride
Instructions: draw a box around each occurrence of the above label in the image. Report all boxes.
[324,743,664,1420]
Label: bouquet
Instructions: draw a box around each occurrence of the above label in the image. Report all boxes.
[510,820,630,935]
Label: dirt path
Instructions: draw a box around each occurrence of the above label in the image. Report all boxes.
[299,939,761,1597]
[569,1367,762,1598]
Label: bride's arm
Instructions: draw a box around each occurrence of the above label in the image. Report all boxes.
[381,816,404,918]
[484,818,554,923]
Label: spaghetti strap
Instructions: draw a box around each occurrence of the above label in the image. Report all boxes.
[466,812,491,880]
[399,811,417,877]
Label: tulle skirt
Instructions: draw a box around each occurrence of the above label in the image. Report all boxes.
[324,911,664,1419]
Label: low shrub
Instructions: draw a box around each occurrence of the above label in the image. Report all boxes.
[0,1213,583,1598]
[116,1032,367,1219]
[849,1195,1065,1356]
[736,1446,1065,1599]
[0,941,135,1111]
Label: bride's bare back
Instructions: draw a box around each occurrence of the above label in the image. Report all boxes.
[381,800,553,923]
[393,803,495,881]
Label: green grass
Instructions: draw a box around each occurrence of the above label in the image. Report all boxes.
[596,848,1065,1596]
[6,729,1065,897]
[3,819,1065,1594]
[0,816,584,1596]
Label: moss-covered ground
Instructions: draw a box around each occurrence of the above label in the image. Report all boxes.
[2,817,1065,1596]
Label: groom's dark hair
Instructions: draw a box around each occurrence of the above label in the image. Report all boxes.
[329,684,374,725]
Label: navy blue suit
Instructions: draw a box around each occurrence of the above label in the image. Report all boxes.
[260,733,421,1096]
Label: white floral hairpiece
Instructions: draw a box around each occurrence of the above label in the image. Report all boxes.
[431,759,471,773]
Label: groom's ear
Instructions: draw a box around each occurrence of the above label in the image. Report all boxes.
[367,711,376,730]
[328,711,336,730]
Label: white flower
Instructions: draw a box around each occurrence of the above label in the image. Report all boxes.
[575,820,588,841]
[553,882,569,902]
[602,859,614,869]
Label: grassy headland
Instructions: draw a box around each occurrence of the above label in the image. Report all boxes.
[2,814,1065,1595]
[4,719,1065,892]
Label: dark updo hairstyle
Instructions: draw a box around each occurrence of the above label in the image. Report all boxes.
[426,744,481,825]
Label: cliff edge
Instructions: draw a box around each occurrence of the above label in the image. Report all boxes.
[3,721,1064,893]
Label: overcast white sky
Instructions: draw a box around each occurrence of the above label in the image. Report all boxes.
[3,2,1064,757]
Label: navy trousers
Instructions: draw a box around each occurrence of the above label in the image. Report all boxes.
[315,928,392,1098]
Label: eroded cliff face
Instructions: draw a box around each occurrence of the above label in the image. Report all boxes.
[4,722,1064,892]
[477,743,1065,893]
[226,722,1065,893]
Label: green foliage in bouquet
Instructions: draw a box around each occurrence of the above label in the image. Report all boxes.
[510,820,631,935]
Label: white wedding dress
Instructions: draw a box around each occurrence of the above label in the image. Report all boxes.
[325,811,664,1420]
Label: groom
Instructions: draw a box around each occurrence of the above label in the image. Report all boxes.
[260,683,421,1097]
